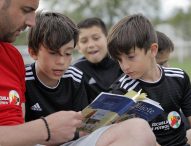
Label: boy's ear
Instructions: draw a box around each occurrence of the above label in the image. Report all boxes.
[28,48,38,60]
[150,43,158,57]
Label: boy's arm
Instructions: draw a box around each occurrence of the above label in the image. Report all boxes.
[0,111,83,146]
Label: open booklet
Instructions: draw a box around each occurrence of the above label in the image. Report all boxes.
[79,90,163,133]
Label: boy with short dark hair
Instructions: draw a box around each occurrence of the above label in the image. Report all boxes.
[25,11,156,146]
[108,14,191,146]
[73,17,122,103]
[25,11,88,122]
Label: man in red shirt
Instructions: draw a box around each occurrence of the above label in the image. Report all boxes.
[0,0,84,145]
[0,1,156,146]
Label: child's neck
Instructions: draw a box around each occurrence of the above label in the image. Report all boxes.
[35,63,60,88]
[140,64,161,83]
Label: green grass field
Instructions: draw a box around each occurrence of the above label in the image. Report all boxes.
[169,57,191,79]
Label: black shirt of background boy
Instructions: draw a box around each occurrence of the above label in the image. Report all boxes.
[73,55,123,103]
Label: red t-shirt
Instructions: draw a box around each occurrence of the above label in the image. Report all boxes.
[0,42,26,125]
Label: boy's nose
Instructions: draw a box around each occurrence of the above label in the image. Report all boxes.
[87,40,95,49]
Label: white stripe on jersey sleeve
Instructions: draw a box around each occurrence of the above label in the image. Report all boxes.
[120,77,131,88]
[26,71,33,76]
[25,65,35,80]
[164,70,184,75]
[165,73,184,78]
[163,67,184,78]
[119,75,127,82]
[62,74,81,83]
[25,66,32,71]
[162,66,183,71]
[127,81,140,91]
[123,79,136,89]
[118,76,140,90]
[25,76,35,81]
[65,69,82,79]
[68,66,83,75]
[62,66,83,83]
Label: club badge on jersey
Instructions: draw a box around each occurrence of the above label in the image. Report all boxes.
[0,90,20,105]
[167,111,181,129]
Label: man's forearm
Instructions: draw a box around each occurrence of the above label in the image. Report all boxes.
[0,119,47,146]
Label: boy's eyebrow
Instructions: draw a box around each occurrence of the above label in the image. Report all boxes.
[80,33,101,38]
[64,47,74,51]
[79,37,87,40]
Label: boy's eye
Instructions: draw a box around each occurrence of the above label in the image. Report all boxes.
[94,37,99,40]
[65,52,72,56]
[93,36,100,41]
[80,39,87,44]
[125,53,135,59]
[128,56,134,59]
[49,51,57,55]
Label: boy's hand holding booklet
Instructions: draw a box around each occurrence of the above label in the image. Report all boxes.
[80,90,163,133]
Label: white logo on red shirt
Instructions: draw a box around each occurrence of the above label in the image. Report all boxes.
[9,90,20,105]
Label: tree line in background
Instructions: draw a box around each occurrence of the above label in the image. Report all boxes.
[14,0,191,45]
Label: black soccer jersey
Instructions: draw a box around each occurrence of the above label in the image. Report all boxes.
[25,63,88,122]
[111,66,191,146]
[73,56,123,103]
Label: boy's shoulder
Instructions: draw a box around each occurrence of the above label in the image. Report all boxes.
[25,63,35,81]
[112,66,188,91]
[62,66,84,84]
[73,57,89,68]
[112,74,140,91]
[162,66,185,78]
[161,66,190,85]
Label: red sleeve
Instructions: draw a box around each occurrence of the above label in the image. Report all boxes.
[17,47,26,103]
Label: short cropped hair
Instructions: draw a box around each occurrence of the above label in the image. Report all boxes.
[28,11,79,54]
[156,31,174,53]
[107,14,157,61]
[77,17,107,36]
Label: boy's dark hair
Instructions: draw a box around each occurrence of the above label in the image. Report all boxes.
[107,14,158,61]
[77,17,107,36]
[156,31,174,53]
[28,11,79,54]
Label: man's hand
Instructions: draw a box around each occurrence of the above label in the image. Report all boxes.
[44,111,83,145]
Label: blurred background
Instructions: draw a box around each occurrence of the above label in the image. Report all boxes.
[15,0,191,77]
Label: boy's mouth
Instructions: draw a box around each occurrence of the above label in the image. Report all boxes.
[88,50,99,55]
[53,69,65,76]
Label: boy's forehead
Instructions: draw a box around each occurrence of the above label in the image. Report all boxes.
[44,40,74,52]
[79,26,103,35]
[60,40,74,50]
